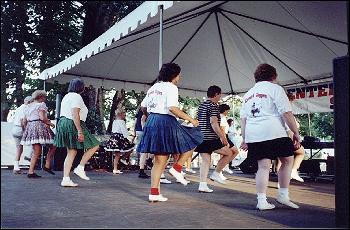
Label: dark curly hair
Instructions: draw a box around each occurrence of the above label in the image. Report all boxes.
[207,85,221,98]
[158,63,181,82]
[254,63,277,83]
[219,103,230,113]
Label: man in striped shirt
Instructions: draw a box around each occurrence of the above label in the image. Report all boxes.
[195,85,235,193]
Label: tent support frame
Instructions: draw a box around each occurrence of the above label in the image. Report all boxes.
[219,10,308,84]
[170,12,213,63]
[220,9,348,45]
[159,4,164,70]
[215,11,235,95]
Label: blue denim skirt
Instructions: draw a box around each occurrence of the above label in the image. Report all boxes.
[136,113,203,155]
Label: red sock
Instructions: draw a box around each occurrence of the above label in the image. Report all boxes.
[173,163,182,173]
[150,188,159,195]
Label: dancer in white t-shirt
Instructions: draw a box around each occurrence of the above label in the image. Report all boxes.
[12,96,33,174]
[54,78,100,187]
[240,63,301,210]
[275,93,305,182]
[106,108,135,174]
[219,104,239,177]
[137,63,203,202]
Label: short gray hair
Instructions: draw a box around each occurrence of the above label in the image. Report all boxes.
[24,96,33,103]
[68,78,85,93]
[115,107,126,116]
[31,90,47,100]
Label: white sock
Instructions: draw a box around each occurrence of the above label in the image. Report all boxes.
[63,176,70,181]
[199,182,208,187]
[257,193,267,203]
[14,161,19,170]
[278,188,289,198]
[212,171,220,177]
[77,164,84,170]
[161,173,165,179]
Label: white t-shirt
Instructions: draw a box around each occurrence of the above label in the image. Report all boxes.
[60,92,89,122]
[240,81,291,143]
[220,114,229,134]
[25,102,48,121]
[13,104,28,126]
[141,81,178,116]
[285,116,300,131]
[112,119,129,138]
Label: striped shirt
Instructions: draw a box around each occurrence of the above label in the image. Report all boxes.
[197,100,221,140]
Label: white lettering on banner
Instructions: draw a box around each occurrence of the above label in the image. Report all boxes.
[286,82,333,114]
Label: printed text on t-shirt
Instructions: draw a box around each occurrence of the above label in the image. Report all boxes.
[245,93,267,103]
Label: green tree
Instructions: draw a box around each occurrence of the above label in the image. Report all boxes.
[1,1,31,120]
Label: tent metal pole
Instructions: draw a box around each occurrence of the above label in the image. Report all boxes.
[215,11,235,95]
[220,11,308,84]
[159,4,164,70]
[308,112,312,136]
[171,12,212,63]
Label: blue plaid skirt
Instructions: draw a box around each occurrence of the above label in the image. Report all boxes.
[136,113,203,155]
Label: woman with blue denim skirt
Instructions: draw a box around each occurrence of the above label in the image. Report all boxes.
[137,63,203,202]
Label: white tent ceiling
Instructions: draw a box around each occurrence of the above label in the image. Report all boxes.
[39,1,348,98]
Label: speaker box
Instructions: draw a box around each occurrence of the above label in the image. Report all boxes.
[239,156,258,174]
[326,156,335,175]
[299,159,321,176]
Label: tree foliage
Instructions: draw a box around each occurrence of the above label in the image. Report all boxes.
[1,1,31,120]
[2,1,334,141]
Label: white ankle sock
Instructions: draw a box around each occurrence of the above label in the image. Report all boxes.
[199,182,207,187]
[257,193,267,203]
[212,171,220,177]
[63,176,70,181]
[278,188,289,198]
[77,164,84,170]
[14,161,19,170]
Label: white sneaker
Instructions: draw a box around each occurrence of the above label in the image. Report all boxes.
[181,171,186,175]
[73,167,90,181]
[291,170,304,182]
[210,172,227,184]
[169,167,188,186]
[198,185,213,193]
[149,194,168,202]
[160,178,172,184]
[120,159,128,165]
[186,169,196,173]
[256,201,275,210]
[219,172,227,181]
[224,168,234,174]
[113,169,123,174]
[276,195,299,209]
[61,179,78,187]
[177,179,190,184]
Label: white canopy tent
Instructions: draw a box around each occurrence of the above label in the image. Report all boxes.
[39,1,348,102]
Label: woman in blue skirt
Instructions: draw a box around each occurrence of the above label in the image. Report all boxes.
[137,63,203,202]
